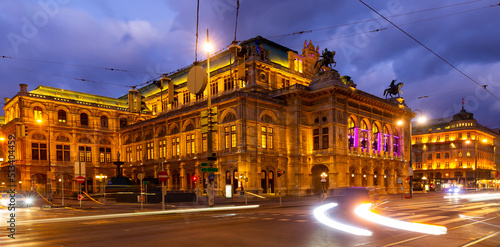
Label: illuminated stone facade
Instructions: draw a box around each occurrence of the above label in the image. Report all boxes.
[1,37,412,196]
[1,84,149,194]
[120,37,412,196]
[412,108,500,190]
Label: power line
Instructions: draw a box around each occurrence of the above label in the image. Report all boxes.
[266,0,490,39]
[0,64,128,88]
[297,3,498,46]
[0,55,157,75]
[358,0,500,103]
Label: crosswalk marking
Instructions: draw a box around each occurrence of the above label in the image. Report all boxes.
[434,217,465,225]
[416,215,449,223]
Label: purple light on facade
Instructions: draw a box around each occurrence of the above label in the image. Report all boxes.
[378,132,382,152]
[354,127,359,148]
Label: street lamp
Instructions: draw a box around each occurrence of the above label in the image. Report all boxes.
[320,172,328,199]
[36,116,53,200]
[398,109,426,199]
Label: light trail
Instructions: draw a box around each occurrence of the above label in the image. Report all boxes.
[354,203,447,235]
[313,203,373,236]
[444,193,500,202]
[22,205,259,225]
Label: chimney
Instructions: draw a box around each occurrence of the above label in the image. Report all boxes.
[128,88,141,113]
[19,84,28,93]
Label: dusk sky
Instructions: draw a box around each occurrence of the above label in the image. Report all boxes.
[1,0,499,127]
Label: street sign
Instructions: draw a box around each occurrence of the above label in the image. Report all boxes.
[202,167,218,172]
[201,162,209,167]
[137,173,144,180]
[76,176,85,184]
[158,171,169,182]
[208,174,214,181]
[397,178,402,184]
[78,194,84,200]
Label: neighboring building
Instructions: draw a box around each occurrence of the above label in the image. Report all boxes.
[1,84,149,194]
[412,108,500,191]
[1,36,412,196]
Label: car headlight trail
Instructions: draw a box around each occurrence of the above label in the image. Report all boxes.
[313,203,373,236]
[354,203,447,235]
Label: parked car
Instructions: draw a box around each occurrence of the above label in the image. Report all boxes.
[1,193,34,207]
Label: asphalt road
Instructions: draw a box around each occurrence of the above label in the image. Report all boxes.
[1,192,500,246]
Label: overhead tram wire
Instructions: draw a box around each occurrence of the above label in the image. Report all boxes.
[358,0,500,103]
[0,55,158,75]
[266,0,492,39]
[291,3,499,47]
[0,64,127,88]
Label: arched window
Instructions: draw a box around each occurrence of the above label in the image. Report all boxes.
[372,125,379,152]
[393,129,400,156]
[101,116,108,128]
[383,126,390,152]
[360,120,368,151]
[34,106,43,121]
[80,113,89,126]
[348,117,355,148]
[58,110,66,123]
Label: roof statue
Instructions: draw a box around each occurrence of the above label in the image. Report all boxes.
[384,79,404,98]
[314,48,336,73]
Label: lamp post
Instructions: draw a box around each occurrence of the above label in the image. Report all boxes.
[204,29,216,207]
[398,109,426,199]
[320,172,328,200]
[36,115,53,200]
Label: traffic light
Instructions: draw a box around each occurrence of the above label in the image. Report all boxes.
[192,175,198,182]
[277,170,283,177]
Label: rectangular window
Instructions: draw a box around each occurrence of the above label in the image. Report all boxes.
[267,127,273,149]
[211,82,218,95]
[436,153,441,159]
[313,129,319,150]
[159,140,166,158]
[445,153,450,159]
[427,154,432,160]
[126,146,132,162]
[322,127,329,149]
[186,135,192,154]
[281,78,290,88]
[191,134,196,154]
[261,126,267,149]
[445,162,450,168]
[56,145,70,162]
[79,146,91,162]
[136,145,142,161]
[224,78,234,91]
[437,162,441,168]
[99,147,111,163]
[458,161,463,167]
[32,143,47,161]
[146,142,154,160]
[183,92,190,105]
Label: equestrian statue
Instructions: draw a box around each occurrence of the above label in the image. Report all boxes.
[314,48,336,73]
[383,79,403,98]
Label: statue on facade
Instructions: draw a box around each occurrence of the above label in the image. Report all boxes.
[314,48,336,72]
[383,79,404,98]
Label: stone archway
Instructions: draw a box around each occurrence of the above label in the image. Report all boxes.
[311,164,329,195]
